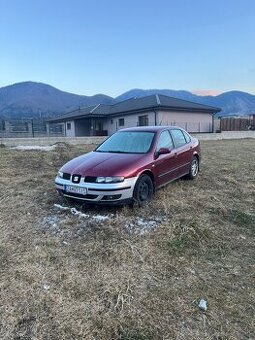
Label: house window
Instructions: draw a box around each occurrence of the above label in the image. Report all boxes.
[67,123,71,130]
[119,118,124,126]
[111,119,114,124]
[138,115,149,126]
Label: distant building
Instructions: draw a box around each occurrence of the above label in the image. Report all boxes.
[48,94,221,136]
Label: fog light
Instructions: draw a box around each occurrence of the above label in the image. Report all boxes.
[102,194,121,200]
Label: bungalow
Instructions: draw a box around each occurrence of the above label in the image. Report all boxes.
[48,94,221,136]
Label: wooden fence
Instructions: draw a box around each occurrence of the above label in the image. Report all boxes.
[0,119,64,138]
[220,115,255,131]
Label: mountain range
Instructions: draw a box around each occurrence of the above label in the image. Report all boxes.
[0,81,255,119]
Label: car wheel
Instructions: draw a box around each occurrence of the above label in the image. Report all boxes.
[133,174,154,206]
[188,157,199,179]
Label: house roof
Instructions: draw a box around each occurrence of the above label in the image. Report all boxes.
[110,94,220,114]
[48,94,221,122]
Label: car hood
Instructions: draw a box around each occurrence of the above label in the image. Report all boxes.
[60,151,149,177]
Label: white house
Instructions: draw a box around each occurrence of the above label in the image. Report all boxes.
[48,94,221,136]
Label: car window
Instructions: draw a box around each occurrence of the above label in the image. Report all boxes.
[156,130,174,151]
[171,129,187,148]
[182,130,191,143]
[96,131,155,154]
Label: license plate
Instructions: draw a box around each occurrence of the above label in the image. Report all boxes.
[64,185,87,195]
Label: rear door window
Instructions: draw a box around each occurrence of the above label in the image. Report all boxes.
[171,129,187,148]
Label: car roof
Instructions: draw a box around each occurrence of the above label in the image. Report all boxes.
[118,126,184,133]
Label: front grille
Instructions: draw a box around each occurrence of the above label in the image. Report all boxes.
[63,173,71,180]
[84,176,97,183]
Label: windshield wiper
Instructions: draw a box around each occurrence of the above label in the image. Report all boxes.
[107,150,127,153]
[94,150,125,153]
[96,150,139,154]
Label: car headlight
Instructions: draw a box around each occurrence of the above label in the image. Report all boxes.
[96,176,124,183]
[57,171,64,178]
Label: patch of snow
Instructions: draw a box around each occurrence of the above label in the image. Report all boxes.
[11,145,57,151]
[92,214,110,221]
[70,207,89,218]
[125,217,159,235]
[41,215,61,233]
[54,203,111,222]
[54,204,69,211]
[137,218,157,227]
[42,215,60,225]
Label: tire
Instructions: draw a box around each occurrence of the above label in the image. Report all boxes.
[133,174,154,206]
[187,156,199,180]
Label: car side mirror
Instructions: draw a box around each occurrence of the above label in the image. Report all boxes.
[157,147,171,157]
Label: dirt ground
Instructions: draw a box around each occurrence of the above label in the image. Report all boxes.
[0,139,254,340]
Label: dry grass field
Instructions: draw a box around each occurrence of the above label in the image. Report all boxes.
[0,139,254,340]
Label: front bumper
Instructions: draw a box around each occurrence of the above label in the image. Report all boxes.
[55,176,138,204]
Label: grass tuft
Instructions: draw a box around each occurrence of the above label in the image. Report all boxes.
[167,219,211,255]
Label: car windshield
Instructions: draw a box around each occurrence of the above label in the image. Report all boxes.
[95,131,155,154]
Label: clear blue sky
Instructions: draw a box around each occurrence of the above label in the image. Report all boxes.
[0,0,254,96]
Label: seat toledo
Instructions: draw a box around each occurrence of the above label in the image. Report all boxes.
[55,126,200,205]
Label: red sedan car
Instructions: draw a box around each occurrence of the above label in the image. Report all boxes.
[55,126,200,205]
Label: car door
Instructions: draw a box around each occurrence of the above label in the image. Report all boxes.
[154,129,178,186]
[170,129,192,177]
